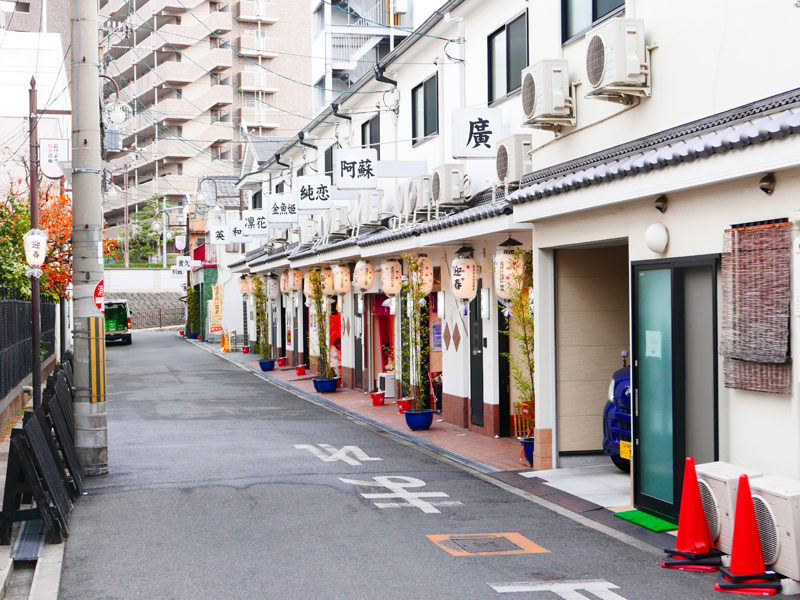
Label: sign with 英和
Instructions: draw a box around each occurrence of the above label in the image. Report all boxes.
[334,148,378,190]
[451,108,503,159]
[266,194,298,226]
[241,210,269,236]
[297,175,332,213]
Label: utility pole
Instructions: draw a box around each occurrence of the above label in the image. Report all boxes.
[70,0,109,474]
[28,78,41,410]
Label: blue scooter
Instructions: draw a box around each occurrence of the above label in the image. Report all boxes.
[602,352,631,473]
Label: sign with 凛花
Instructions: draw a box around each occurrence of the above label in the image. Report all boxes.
[451,108,503,159]
[266,194,299,226]
[334,148,378,190]
[241,210,269,236]
[297,176,332,213]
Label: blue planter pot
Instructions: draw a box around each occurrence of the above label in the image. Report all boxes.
[404,409,435,431]
[258,359,275,372]
[520,437,535,467]
[314,378,338,393]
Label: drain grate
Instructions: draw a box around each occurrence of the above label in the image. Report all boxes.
[451,536,524,554]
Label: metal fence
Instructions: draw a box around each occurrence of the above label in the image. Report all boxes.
[131,308,185,330]
[0,287,56,400]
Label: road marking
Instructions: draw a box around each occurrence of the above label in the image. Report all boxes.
[339,476,462,513]
[489,580,628,599]
[294,444,382,466]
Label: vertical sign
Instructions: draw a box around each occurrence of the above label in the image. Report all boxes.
[451,108,503,159]
[334,148,378,190]
[210,285,223,333]
[297,175,332,213]
[40,139,70,179]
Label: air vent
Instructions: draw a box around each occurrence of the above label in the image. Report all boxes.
[407,180,418,213]
[496,144,509,182]
[697,479,720,541]
[522,71,536,118]
[752,494,780,566]
[431,171,441,203]
[586,35,605,87]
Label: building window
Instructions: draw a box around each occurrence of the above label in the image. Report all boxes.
[563,0,624,42]
[324,144,337,178]
[361,115,380,160]
[275,181,285,193]
[297,166,305,177]
[252,190,262,209]
[488,11,528,103]
[411,73,438,144]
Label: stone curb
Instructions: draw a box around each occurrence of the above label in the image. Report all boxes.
[29,543,65,600]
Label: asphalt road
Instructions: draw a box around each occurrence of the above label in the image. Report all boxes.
[59,332,726,600]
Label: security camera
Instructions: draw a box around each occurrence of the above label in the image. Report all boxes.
[654,195,668,213]
[759,173,775,195]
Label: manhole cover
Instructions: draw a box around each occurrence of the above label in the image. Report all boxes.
[451,536,524,554]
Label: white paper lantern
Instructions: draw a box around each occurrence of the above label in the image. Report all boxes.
[303,271,314,297]
[319,266,335,296]
[287,268,303,292]
[494,250,525,300]
[354,260,374,291]
[332,264,351,295]
[451,255,478,302]
[381,259,402,296]
[266,276,280,300]
[23,229,48,268]
[411,254,434,295]
[279,270,290,295]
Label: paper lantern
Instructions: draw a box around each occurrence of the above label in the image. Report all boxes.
[287,268,303,292]
[266,276,280,300]
[494,250,525,300]
[411,254,434,295]
[238,275,249,294]
[451,255,477,302]
[279,270,290,295]
[245,274,254,295]
[381,259,402,296]
[303,271,314,297]
[332,264,351,295]
[354,260,374,291]
[23,229,48,268]
[319,266,335,296]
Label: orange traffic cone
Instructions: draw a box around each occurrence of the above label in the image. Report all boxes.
[715,475,781,596]
[663,457,724,572]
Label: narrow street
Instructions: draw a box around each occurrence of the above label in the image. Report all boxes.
[58,332,721,599]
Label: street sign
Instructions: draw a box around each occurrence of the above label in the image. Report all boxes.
[266,194,299,226]
[334,148,378,189]
[94,279,104,314]
[40,139,69,179]
[451,108,503,158]
[297,175,332,213]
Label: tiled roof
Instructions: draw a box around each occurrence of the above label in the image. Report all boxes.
[200,176,241,207]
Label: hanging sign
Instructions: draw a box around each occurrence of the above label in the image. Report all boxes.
[266,194,299,226]
[334,148,378,190]
[175,235,186,251]
[297,175,333,213]
[241,209,270,236]
[209,225,230,245]
[41,139,69,179]
[210,285,223,333]
[228,220,249,243]
[171,266,185,277]
[451,108,503,159]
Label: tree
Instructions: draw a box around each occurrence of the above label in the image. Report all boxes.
[128,195,165,263]
[0,191,32,295]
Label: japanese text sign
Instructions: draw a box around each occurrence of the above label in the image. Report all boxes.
[451,108,503,159]
[266,194,299,226]
[297,175,332,213]
[334,148,378,190]
[241,210,270,236]
[228,220,249,243]
[41,139,69,179]
[209,225,230,245]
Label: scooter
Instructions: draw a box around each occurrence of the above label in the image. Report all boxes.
[602,351,631,473]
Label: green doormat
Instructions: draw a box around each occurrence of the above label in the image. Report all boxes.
[614,510,678,532]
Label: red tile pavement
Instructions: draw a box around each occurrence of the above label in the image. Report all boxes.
[211,346,527,473]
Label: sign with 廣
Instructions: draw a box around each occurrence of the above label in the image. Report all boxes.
[334,148,378,190]
[451,108,503,159]
[297,176,333,213]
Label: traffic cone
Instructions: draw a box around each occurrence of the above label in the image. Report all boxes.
[714,475,781,596]
[663,457,724,572]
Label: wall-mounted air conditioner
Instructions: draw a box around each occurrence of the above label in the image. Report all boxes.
[521,60,574,126]
[408,175,432,215]
[432,164,464,206]
[584,18,647,96]
[496,135,532,185]
[358,189,384,225]
[695,461,764,555]
[378,372,395,398]
[749,476,800,580]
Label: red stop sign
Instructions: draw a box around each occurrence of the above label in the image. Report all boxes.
[94,279,105,314]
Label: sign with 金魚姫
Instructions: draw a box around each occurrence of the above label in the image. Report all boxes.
[266,194,299,226]
[451,108,503,159]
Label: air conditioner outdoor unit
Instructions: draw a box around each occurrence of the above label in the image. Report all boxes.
[268,228,288,242]
[358,189,384,225]
[584,18,647,93]
[395,180,415,226]
[749,476,800,580]
[327,204,349,235]
[298,215,316,245]
[521,60,573,124]
[496,135,532,185]
[695,461,764,555]
[432,164,464,205]
[377,372,395,398]
[408,175,432,214]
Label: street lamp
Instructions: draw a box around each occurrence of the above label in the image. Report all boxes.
[23,228,48,410]
[23,228,48,277]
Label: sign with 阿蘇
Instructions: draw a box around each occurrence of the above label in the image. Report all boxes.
[209,225,230,245]
[41,139,69,179]
[241,210,269,236]
[334,148,378,189]
[266,194,298,226]
[297,176,332,213]
[451,108,503,159]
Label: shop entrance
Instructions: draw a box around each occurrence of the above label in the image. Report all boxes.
[469,280,484,427]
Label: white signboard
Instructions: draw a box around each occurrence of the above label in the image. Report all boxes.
[266,194,299,226]
[174,235,186,251]
[241,209,270,236]
[297,175,332,213]
[334,148,378,190]
[40,139,69,179]
[451,108,503,159]
[176,256,191,268]
[228,220,249,243]
[209,225,230,245]
[171,266,186,277]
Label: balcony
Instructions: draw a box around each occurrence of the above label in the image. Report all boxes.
[237,70,279,92]
[237,35,279,58]
[236,1,278,24]
[238,107,280,129]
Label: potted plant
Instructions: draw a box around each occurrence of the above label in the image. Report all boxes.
[307,269,338,393]
[253,276,275,372]
[399,254,434,430]
[499,248,536,463]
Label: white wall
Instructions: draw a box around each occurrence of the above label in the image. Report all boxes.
[104,268,185,293]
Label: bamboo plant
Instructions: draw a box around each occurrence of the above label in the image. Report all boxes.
[400,253,431,410]
[308,269,335,379]
[252,275,271,359]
